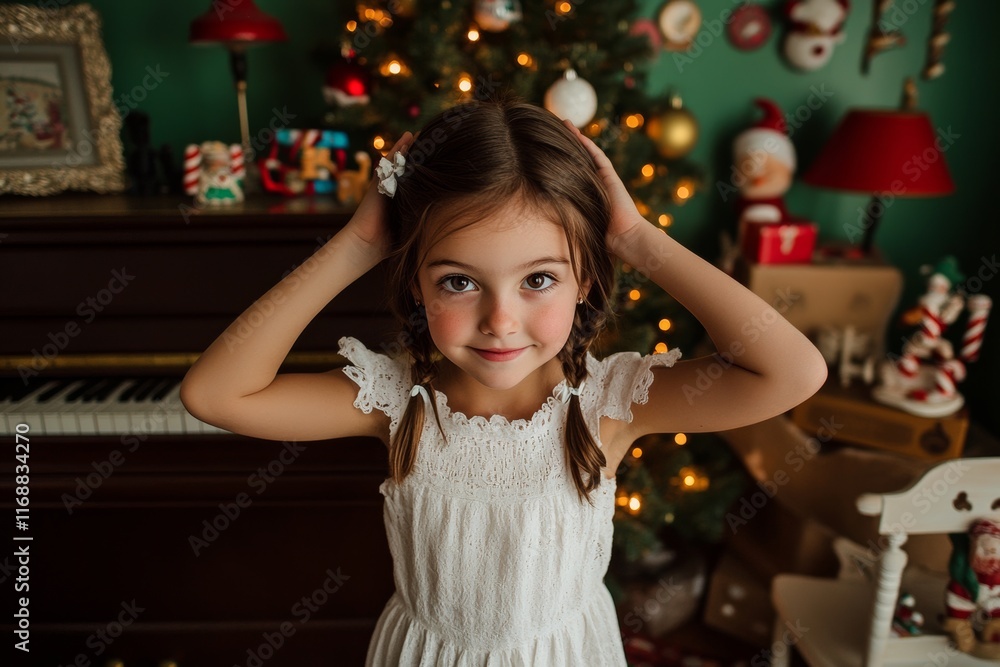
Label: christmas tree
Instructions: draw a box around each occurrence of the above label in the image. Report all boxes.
[316,0,748,609]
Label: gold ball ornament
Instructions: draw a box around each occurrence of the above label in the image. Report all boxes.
[646,94,698,159]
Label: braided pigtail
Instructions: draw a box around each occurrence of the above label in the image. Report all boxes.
[388,303,448,484]
[559,299,612,506]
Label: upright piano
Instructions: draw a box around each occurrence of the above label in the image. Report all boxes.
[1,194,396,666]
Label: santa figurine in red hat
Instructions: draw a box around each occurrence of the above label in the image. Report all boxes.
[943,518,1000,659]
[783,0,850,70]
[728,98,801,260]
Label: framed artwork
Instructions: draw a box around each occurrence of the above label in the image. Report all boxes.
[0,3,124,195]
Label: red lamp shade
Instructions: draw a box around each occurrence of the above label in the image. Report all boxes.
[189,0,287,44]
[803,109,955,196]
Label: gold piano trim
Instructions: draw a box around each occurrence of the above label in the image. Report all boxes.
[0,352,349,372]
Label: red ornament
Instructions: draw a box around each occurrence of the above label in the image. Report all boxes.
[323,57,371,107]
[728,4,772,51]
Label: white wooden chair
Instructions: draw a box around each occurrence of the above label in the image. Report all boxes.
[769,457,1000,667]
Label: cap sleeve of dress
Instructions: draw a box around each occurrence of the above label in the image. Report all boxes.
[586,347,683,424]
[337,336,410,434]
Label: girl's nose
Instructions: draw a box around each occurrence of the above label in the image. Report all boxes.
[479,295,518,337]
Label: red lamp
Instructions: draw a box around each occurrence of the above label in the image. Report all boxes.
[189,0,287,179]
[803,78,955,256]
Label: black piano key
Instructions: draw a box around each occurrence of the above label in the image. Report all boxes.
[80,378,113,402]
[152,378,180,401]
[116,379,146,403]
[65,378,100,402]
[133,378,165,402]
[92,378,127,402]
[35,379,72,403]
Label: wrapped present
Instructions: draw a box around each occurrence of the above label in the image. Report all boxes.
[258,128,350,196]
[742,219,817,264]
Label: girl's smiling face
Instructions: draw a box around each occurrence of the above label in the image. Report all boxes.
[413,203,591,397]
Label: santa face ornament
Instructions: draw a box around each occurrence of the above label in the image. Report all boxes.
[783,0,849,71]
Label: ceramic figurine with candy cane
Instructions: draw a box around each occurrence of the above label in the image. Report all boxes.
[184,141,244,206]
[873,256,992,418]
[942,518,1000,659]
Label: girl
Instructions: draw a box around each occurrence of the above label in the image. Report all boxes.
[180,92,827,665]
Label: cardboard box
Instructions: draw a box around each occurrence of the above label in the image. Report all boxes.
[735,258,903,360]
[719,415,954,575]
[703,551,776,648]
[742,220,818,264]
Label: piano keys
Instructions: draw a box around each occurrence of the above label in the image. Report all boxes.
[0,376,228,436]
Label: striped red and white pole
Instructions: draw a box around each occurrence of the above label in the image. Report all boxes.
[183,144,202,195]
[229,144,245,181]
[960,294,992,363]
[933,357,966,398]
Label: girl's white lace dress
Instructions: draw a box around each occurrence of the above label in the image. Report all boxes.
[337,336,682,666]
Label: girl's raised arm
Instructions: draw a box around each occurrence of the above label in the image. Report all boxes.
[563,120,827,439]
[179,133,413,443]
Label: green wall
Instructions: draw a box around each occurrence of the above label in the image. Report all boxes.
[10,0,997,437]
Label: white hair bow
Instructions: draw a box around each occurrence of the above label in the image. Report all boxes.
[410,384,431,408]
[554,381,584,403]
[376,151,407,197]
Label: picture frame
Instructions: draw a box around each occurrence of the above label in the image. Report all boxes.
[0,3,125,196]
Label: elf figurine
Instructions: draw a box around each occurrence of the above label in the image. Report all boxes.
[783,0,850,71]
[943,518,1000,659]
[873,256,992,418]
[184,141,244,206]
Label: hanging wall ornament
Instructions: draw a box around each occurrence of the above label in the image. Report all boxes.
[783,0,850,71]
[727,4,772,51]
[922,0,955,80]
[645,93,698,159]
[544,69,598,128]
[658,0,703,51]
[862,1,906,73]
[473,0,523,32]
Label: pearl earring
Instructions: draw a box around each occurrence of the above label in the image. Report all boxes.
[577,297,584,304]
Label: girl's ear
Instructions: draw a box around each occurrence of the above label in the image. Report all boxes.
[579,276,593,301]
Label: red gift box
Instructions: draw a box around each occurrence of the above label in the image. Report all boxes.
[742,219,817,264]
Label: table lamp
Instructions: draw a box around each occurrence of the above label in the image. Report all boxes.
[802,78,955,258]
[189,0,287,191]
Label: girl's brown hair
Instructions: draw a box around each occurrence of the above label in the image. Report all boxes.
[383,90,618,505]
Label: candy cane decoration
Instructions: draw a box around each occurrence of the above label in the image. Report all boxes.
[960,294,992,362]
[184,144,202,195]
[229,144,245,181]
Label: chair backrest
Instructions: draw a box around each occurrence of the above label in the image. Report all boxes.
[856,457,1000,535]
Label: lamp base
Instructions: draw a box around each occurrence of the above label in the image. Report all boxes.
[240,158,263,196]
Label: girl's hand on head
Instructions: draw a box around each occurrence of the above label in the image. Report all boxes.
[562,119,646,254]
[344,131,414,263]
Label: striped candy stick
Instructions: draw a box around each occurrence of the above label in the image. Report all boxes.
[960,294,992,363]
[183,144,202,195]
[229,144,245,181]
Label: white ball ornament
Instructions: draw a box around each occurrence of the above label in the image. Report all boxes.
[544,69,598,128]
[473,0,523,32]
